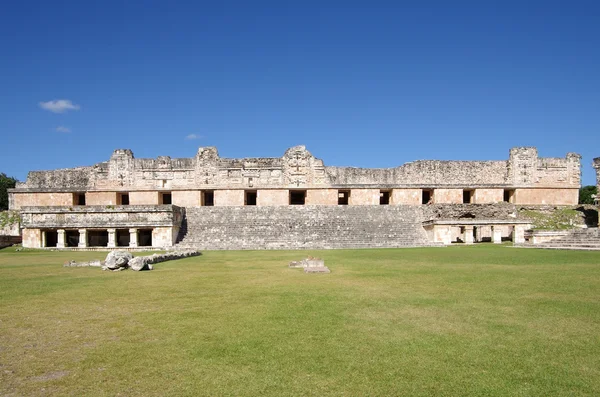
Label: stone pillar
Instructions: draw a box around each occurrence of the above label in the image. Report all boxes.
[41,231,47,248]
[491,226,502,244]
[107,228,116,248]
[512,225,527,244]
[57,229,66,248]
[464,225,474,244]
[78,229,88,248]
[474,226,482,242]
[129,228,138,248]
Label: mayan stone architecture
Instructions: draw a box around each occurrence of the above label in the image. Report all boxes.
[594,158,600,196]
[8,146,582,250]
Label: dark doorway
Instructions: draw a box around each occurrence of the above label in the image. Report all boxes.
[87,230,109,247]
[118,193,130,205]
[161,192,172,205]
[74,193,86,206]
[338,190,349,205]
[289,190,306,205]
[66,230,79,247]
[503,189,514,203]
[245,191,257,206]
[45,230,58,247]
[116,229,130,247]
[422,189,432,204]
[138,229,153,247]
[202,191,214,206]
[463,190,474,204]
[380,190,391,205]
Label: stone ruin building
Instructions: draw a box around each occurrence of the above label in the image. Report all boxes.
[594,158,600,205]
[7,145,584,250]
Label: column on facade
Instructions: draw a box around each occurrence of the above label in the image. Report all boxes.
[491,225,502,244]
[57,229,66,248]
[129,228,138,248]
[41,230,47,248]
[474,226,482,243]
[512,225,526,244]
[78,229,88,248]
[463,225,474,244]
[107,228,116,248]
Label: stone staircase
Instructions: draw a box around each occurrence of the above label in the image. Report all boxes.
[174,205,441,250]
[527,228,600,250]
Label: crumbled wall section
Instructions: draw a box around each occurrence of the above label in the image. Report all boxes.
[9,147,581,198]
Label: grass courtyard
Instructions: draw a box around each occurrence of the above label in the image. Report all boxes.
[1,245,599,396]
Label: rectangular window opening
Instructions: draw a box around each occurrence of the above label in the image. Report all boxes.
[245,191,257,206]
[138,229,153,247]
[201,191,214,206]
[503,189,515,203]
[463,189,474,204]
[74,193,86,206]
[380,190,391,205]
[66,230,79,247]
[289,190,306,205]
[338,190,350,205]
[422,189,433,204]
[44,230,58,247]
[116,229,130,247]
[160,192,172,205]
[87,230,109,247]
[118,193,130,205]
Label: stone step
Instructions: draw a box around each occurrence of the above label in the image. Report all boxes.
[174,205,438,250]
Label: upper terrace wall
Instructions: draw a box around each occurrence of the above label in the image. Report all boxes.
[12,146,581,193]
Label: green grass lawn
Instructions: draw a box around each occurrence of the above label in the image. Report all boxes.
[1,245,599,396]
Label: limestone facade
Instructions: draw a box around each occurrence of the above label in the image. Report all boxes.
[8,146,582,249]
[594,158,600,200]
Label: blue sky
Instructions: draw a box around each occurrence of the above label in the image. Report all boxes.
[1,1,598,185]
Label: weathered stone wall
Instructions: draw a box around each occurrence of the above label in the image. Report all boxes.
[433,189,463,204]
[593,158,600,195]
[306,189,338,205]
[175,205,437,250]
[349,189,379,205]
[10,146,580,195]
[214,190,244,206]
[392,189,421,205]
[422,203,521,222]
[20,205,182,229]
[12,192,75,209]
[129,191,159,205]
[172,190,200,207]
[473,189,504,204]
[513,189,578,205]
[257,190,288,206]
[22,228,42,248]
[0,211,21,236]
[326,160,509,186]
[86,192,118,206]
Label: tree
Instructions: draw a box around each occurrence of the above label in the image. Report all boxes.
[0,173,18,210]
[579,185,597,205]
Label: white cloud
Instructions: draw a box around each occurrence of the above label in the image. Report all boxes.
[55,126,71,133]
[185,134,201,140]
[39,99,81,113]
